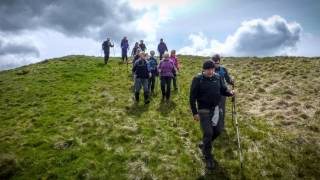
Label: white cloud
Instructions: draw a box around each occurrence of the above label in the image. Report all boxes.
[178,15,303,56]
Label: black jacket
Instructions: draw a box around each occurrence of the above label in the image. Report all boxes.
[139,43,146,51]
[132,59,150,79]
[102,40,114,52]
[190,73,233,115]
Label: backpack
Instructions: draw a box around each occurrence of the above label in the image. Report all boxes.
[216,66,226,78]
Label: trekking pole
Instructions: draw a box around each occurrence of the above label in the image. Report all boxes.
[232,85,243,169]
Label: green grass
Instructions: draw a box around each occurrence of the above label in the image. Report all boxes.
[0,55,319,179]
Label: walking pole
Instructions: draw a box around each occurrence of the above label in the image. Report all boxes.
[232,85,243,169]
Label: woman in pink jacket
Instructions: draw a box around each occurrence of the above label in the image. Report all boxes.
[169,50,179,91]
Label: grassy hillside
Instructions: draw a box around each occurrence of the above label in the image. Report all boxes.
[0,55,319,179]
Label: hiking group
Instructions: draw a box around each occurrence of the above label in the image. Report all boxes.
[102,37,236,170]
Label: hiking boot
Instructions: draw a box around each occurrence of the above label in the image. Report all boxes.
[135,93,139,102]
[205,159,215,170]
[144,99,150,104]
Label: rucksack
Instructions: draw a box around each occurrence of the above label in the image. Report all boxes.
[216,66,226,78]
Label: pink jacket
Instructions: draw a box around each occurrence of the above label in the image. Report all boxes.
[169,56,179,70]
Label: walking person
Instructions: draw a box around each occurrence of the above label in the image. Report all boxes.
[139,40,147,52]
[212,54,234,124]
[157,38,168,60]
[102,38,114,64]
[158,52,176,101]
[121,36,129,63]
[147,50,158,95]
[189,60,234,170]
[132,52,151,104]
[169,50,180,91]
[131,42,140,57]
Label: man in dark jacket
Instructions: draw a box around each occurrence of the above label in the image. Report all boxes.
[132,52,151,104]
[190,60,234,170]
[157,38,168,60]
[212,54,234,124]
[102,38,114,64]
[121,36,129,63]
[139,40,147,52]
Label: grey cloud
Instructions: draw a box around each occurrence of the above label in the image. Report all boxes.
[0,0,143,40]
[231,15,302,56]
[0,39,39,57]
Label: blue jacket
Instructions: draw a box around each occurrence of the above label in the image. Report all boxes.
[148,57,158,76]
[157,42,168,54]
[121,39,129,50]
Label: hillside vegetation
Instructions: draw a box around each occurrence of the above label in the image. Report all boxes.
[0,55,319,179]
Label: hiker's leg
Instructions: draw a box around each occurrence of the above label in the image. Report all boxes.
[142,79,150,103]
[104,51,109,64]
[148,78,152,92]
[166,77,172,99]
[151,76,156,93]
[199,110,214,160]
[220,96,226,122]
[121,50,125,62]
[134,78,142,101]
[160,77,166,98]
[173,75,177,90]
[212,107,225,141]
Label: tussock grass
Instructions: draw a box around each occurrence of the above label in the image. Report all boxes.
[0,55,319,179]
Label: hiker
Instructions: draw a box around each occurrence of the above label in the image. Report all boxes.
[139,40,147,52]
[132,51,151,104]
[102,38,114,64]
[169,50,179,91]
[189,60,234,170]
[158,52,176,101]
[131,42,140,57]
[157,38,168,60]
[212,54,234,124]
[147,50,158,94]
[132,49,141,65]
[120,36,129,63]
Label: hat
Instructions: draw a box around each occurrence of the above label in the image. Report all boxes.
[202,60,215,69]
[211,54,220,62]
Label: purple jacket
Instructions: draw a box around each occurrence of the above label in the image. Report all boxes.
[158,59,176,77]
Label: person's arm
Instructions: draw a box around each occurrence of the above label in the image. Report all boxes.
[102,41,106,50]
[220,77,234,96]
[165,44,168,51]
[157,44,160,53]
[157,61,162,73]
[223,67,234,85]
[190,77,200,116]
[132,62,137,73]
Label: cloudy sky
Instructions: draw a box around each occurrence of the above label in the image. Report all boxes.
[0,0,319,70]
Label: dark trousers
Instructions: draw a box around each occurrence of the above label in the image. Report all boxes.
[172,75,177,90]
[160,76,172,99]
[149,75,156,93]
[104,51,110,64]
[122,49,128,62]
[220,96,226,122]
[199,108,224,160]
[159,52,164,60]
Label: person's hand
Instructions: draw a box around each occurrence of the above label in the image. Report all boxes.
[231,90,236,96]
[149,73,152,78]
[193,114,200,121]
[231,79,235,86]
